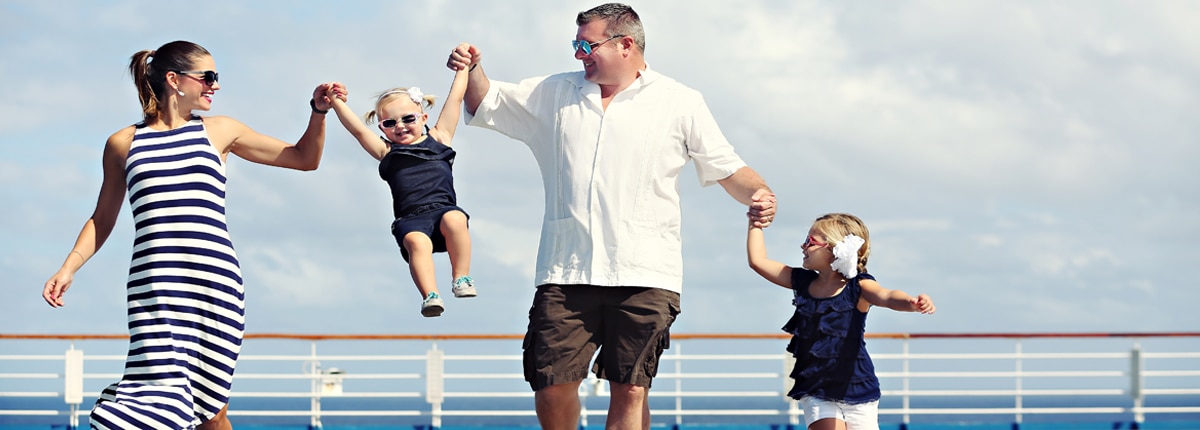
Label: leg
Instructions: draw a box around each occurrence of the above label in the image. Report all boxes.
[534,381,583,430]
[808,418,847,430]
[402,232,438,298]
[439,210,472,280]
[403,232,444,316]
[525,285,603,430]
[607,381,650,430]
[592,288,679,429]
[800,396,852,430]
[196,405,231,430]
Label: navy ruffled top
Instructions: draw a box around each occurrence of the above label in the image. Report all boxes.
[378,136,458,219]
[781,268,881,404]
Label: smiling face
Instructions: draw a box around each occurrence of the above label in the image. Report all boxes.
[574,20,627,86]
[376,96,427,145]
[801,227,833,271]
[173,55,219,111]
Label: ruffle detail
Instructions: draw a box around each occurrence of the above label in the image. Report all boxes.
[781,271,880,403]
[378,138,456,180]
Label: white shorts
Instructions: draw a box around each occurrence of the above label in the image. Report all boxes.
[799,396,880,430]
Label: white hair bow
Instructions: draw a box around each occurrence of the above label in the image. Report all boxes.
[830,234,865,279]
[380,87,425,105]
[405,87,424,104]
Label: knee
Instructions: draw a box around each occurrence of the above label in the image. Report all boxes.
[537,381,582,400]
[609,381,648,405]
[440,211,468,231]
[608,382,647,401]
[402,233,433,252]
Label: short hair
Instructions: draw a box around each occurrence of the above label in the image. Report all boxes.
[577,3,646,53]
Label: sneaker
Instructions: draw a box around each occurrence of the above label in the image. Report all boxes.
[421,292,445,317]
[452,276,477,298]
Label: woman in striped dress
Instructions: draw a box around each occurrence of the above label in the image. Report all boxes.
[41,40,340,430]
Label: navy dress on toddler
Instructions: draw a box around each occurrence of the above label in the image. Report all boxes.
[378,136,468,262]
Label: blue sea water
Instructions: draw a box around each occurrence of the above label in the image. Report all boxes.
[3,395,1199,429]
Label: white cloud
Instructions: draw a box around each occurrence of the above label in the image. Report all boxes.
[3,0,1198,338]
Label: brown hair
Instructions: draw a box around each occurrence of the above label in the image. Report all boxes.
[811,213,871,275]
[127,41,211,122]
[577,3,646,53]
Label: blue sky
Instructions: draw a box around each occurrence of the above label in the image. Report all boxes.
[1,0,1197,337]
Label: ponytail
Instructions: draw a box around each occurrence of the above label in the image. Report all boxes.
[128,50,159,122]
[126,41,212,123]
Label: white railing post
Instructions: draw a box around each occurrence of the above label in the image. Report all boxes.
[309,341,322,429]
[674,341,683,427]
[1014,339,1023,426]
[426,343,445,429]
[902,337,911,425]
[1130,342,1144,424]
[65,345,83,429]
[783,352,799,426]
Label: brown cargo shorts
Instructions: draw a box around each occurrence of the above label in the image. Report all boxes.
[522,284,681,391]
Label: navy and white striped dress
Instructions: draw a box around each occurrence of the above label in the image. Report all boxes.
[90,117,245,430]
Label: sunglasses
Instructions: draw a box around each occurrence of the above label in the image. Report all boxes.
[802,235,828,249]
[571,34,624,55]
[380,113,420,129]
[175,70,219,86]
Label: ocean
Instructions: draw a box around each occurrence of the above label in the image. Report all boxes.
[3,395,1199,429]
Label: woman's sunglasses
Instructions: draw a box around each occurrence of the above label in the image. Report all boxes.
[175,70,219,86]
[802,235,828,249]
[380,113,420,129]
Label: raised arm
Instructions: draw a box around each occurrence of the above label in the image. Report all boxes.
[447,43,489,116]
[429,61,471,145]
[719,167,776,228]
[858,279,936,314]
[327,83,389,160]
[43,128,132,307]
[211,83,333,171]
[747,222,793,289]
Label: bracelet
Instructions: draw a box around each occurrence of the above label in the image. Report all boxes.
[70,250,85,261]
[469,63,478,72]
[309,98,328,115]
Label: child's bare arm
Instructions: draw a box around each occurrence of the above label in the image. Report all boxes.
[430,52,471,145]
[327,84,388,160]
[748,222,793,289]
[859,279,936,314]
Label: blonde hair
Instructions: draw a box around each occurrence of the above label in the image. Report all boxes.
[363,87,436,124]
[811,213,871,275]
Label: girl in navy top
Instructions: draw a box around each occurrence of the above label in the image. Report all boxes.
[327,50,476,317]
[747,212,935,430]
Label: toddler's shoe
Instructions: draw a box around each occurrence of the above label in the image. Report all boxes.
[452,276,477,298]
[421,292,445,317]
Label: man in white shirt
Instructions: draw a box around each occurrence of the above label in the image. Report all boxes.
[447,3,776,429]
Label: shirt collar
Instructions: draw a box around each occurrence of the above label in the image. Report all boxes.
[570,63,661,95]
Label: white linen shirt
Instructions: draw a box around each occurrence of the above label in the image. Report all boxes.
[466,67,746,293]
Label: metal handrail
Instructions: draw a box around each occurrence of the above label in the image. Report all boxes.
[1,332,1198,428]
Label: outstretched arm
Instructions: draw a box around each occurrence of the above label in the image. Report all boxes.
[327,83,389,160]
[747,221,792,289]
[429,53,471,145]
[858,279,936,314]
[216,83,334,171]
[447,43,489,116]
[43,129,131,307]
